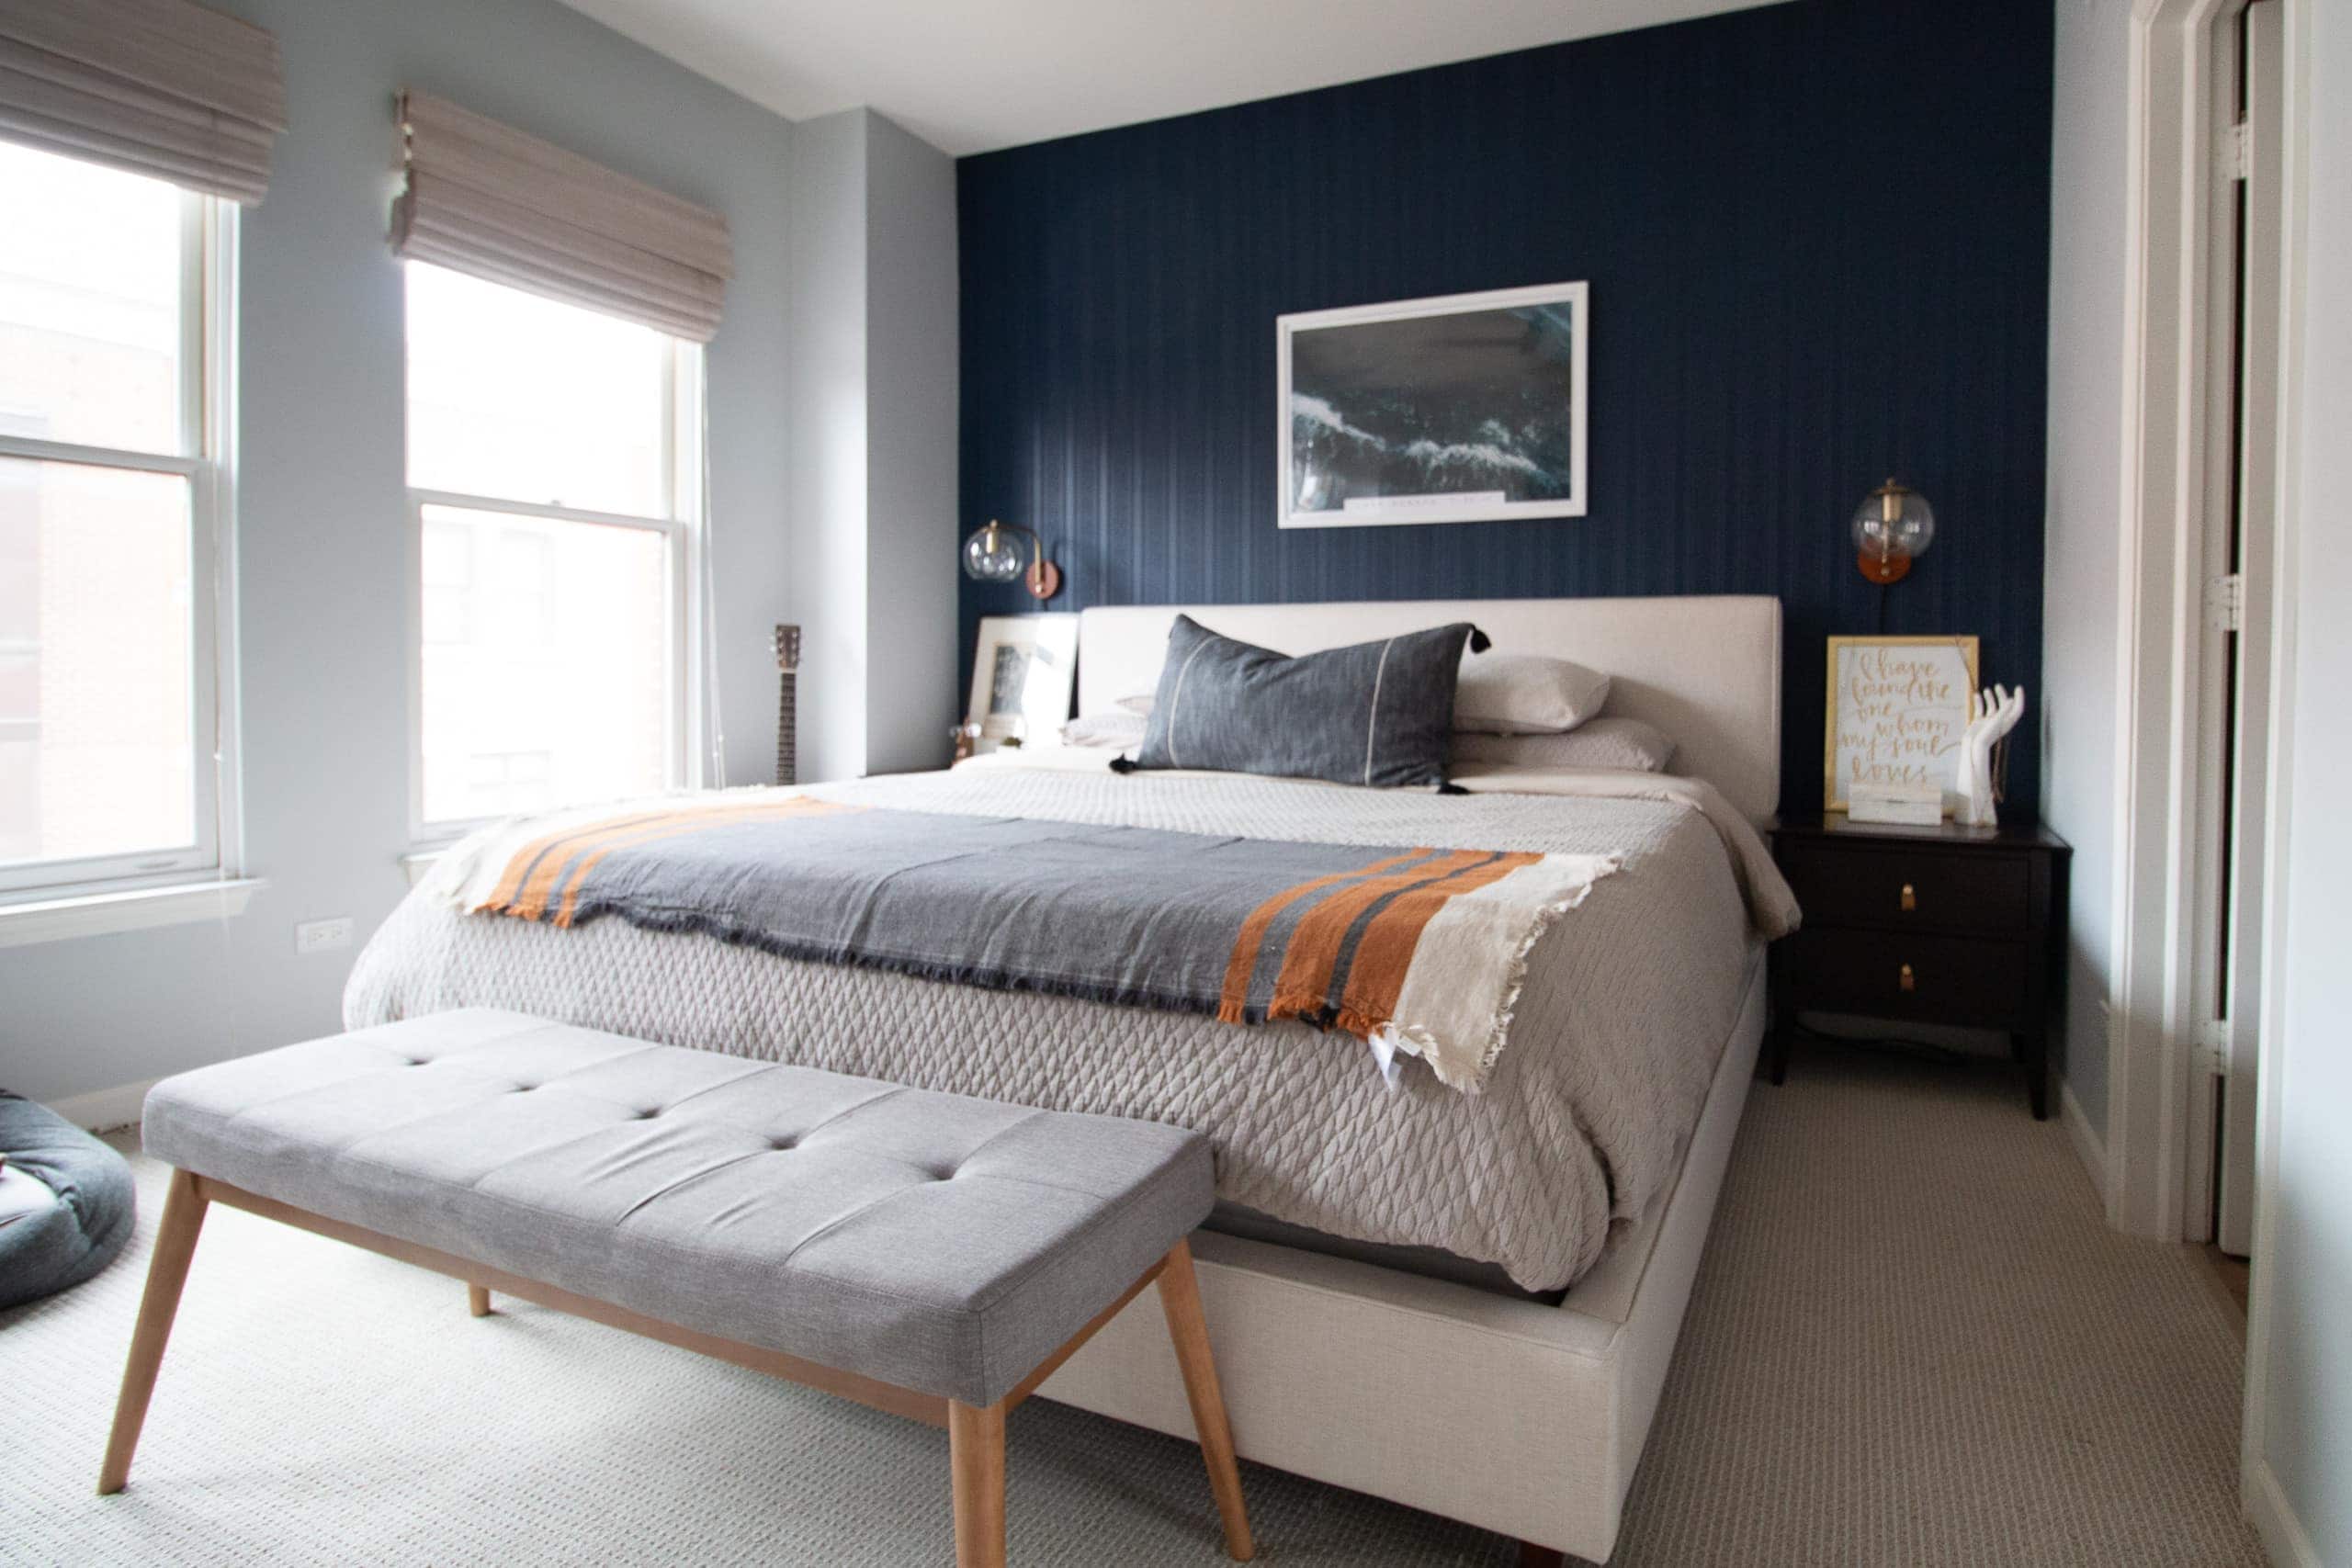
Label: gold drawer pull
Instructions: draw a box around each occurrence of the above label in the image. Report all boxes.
[1900,883,1917,912]
[1899,963,1917,992]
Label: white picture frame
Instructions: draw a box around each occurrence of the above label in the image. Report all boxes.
[1276,280,1589,529]
[1824,635,1982,814]
[967,614,1079,750]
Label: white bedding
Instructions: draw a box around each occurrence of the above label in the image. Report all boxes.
[350,762,1792,1292]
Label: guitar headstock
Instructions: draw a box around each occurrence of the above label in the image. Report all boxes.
[773,624,801,674]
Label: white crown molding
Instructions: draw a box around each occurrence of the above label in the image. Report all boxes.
[552,0,1780,155]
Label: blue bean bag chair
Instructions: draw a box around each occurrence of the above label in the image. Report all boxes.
[0,1089,136,1310]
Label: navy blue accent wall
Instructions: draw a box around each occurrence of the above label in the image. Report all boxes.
[957,0,2052,816]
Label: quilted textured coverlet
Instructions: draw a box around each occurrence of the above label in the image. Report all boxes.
[454,794,1619,1091]
[349,766,1783,1292]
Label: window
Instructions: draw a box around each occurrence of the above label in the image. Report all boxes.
[0,141,229,897]
[404,263,701,831]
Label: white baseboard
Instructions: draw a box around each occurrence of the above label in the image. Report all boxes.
[2245,1458,2323,1568]
[2060,1077,2109,1207]
[45,1076,158,1134]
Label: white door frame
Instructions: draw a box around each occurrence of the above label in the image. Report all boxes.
[2234,0,2309,1557]
[2212,0,2284,1258]
[2103,0,2289,1242]
[2114,0,2313,1545]
[2170,0,2283,1253]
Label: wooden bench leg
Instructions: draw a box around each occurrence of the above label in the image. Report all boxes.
[1157,1239,1255,1562]
[948,1398,1007,1568]
[98,1168,209,1495]
[467,1283,492,1317]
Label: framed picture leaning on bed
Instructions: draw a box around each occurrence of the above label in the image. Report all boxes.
[966,613,1078,751]
[1277,279,1589,529]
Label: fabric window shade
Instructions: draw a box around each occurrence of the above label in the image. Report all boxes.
[0,0,285,204]
[393,90,732,343]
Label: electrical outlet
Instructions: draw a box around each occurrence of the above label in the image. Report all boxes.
[295,916,354,954]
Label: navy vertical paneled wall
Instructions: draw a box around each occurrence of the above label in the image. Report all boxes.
[956,0,2053,815]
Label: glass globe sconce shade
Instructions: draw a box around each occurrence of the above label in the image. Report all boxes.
[960,519,1059,600]
[1851,480,1935,585]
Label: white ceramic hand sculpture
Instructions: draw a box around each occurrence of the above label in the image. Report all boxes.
[1958,684,2025,828]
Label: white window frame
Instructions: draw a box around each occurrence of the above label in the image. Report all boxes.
[0,188,242,903]
[401,271,706,846]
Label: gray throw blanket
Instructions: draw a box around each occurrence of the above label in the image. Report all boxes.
[443,792,1621,1090]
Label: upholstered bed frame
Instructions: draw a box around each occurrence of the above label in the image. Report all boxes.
[1074,595,1784,825]
[1034,594,1783,1563]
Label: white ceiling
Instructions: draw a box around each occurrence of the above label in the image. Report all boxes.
[553,0,1781,156]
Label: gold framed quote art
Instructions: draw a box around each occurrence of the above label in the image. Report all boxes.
[1824,635,1981,814]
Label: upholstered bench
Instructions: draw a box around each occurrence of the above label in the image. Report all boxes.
[98,1010,1254,1566]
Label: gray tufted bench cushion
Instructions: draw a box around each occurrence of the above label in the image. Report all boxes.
[138,1009,1214,1408]
[108,1010,1254,1565]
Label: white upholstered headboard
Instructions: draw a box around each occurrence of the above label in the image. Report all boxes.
[1076,595,1783,823]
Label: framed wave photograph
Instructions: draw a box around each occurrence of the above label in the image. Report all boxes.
[1277,280,1589,529]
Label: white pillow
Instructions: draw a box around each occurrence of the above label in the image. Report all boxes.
[1452,652,1611,735]
[1061,710,1148,749]
[1448,717,1675,773]
[1115,693,1155,716]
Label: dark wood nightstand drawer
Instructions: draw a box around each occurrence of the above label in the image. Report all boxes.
[1778,842,2030,934]
[1779,927,2030,1027]
[1768,813,2069,1117]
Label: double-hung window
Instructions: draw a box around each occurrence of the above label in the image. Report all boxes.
[403,261,702,834]
[0,142,231,899]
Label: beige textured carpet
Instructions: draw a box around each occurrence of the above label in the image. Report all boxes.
[1,1043,2265,1566]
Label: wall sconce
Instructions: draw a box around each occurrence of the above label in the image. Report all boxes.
[961,519,1059,601]
[1850,479,1936,585]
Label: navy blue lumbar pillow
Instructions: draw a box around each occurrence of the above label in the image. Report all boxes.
[1125,615,1487,788]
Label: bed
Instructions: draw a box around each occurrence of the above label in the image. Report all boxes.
[347,593,1786,1562]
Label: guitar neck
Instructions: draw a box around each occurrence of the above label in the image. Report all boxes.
[776,677,797,786]
[774,625,800,786]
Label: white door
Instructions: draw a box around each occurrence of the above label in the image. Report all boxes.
[2185,0,2282,1257]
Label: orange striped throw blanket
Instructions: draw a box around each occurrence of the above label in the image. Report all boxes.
[447,793,1621,1090]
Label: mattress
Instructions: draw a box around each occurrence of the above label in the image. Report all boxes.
[346,763,1772,1293]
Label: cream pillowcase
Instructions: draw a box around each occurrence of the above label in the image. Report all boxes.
[1452,652,1612,735]
[1061,710,1149,749]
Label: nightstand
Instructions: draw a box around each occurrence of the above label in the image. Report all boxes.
[1767,814,2071,1118]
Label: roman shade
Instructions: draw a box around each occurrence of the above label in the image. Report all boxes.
[393,89,733,343]
[0,0,286,203]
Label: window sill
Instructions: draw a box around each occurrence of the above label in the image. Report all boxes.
[0,877,265,950]
[400,851,446,888]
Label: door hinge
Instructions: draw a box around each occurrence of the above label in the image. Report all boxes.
[2227,118,2250,181]
[2193,1019,2230,1077]
[2207,572,2245,633]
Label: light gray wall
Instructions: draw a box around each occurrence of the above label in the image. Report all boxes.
[2041,0,2132,1141]
[863,115,961,776]
[786,110,875,785]
[2261,1,2352,1554]
[786,107,959,784]
[0,0,954,1105]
